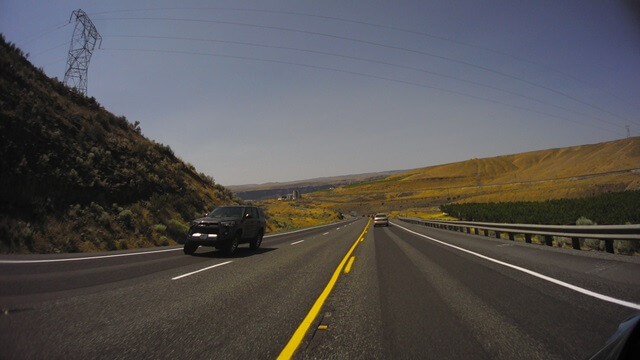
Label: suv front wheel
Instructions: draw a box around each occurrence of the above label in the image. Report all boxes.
[184,242,198,255]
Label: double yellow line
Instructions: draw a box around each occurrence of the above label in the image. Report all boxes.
[277,219,371,359]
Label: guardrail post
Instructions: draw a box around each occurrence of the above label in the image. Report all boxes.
[474,228,479,235]
[508,233,514,241]
[466,227,471,234]
[483,229,489,237]
[571,237,580,250]
[495,231,501,239]
[525,234,532,243]
[544,235,553,247]
[604,239,614,253]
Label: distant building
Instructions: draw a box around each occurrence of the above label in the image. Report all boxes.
[277,190,302,201]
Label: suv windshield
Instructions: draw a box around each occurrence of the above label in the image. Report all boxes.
[209,207,243,218]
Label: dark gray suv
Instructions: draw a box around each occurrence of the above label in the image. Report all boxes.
[184,205,266,256]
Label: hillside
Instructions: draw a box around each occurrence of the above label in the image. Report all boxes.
[0,35,239,253]
[296,138,640,217]
[228,169,407,200]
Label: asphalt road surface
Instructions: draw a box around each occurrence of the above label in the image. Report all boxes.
[1,218,639,359]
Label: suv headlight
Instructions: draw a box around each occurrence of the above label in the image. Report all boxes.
[220,220,236,227]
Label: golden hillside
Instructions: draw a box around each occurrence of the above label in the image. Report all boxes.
[299,137,640,217]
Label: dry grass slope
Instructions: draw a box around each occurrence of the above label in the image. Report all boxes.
[297,138,640,218]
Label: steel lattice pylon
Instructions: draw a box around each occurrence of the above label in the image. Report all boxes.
[63,9,101,95]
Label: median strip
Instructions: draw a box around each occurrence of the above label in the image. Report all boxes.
[171,261,232,280]
[278,219,371,359]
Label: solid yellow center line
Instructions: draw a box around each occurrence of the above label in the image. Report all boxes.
[344,256,356,274]
[277,219,371,360]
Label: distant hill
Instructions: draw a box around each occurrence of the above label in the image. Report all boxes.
[0,35,239,253]
[299,137,640,216]
[228,170,407,200]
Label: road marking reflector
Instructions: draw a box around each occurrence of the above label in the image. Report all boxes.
[291,240,305,245]
[317,325,328,330]
[171,261,232,280]
[344,256,355,274]
[278,219,371,359]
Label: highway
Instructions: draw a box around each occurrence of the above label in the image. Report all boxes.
[1,218,639,359]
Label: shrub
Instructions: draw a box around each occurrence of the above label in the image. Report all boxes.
[166,219,189,243]
[159,236,170,246]
[614,240,639,255]
[118,209,134,229]
[575,217,603,250]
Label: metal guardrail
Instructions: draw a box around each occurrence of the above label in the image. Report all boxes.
[397,217,640,253]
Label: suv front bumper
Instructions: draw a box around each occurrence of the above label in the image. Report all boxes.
[186,231,234,247]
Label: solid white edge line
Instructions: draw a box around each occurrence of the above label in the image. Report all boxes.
[291,240,305,245]
[2,219,360,264]
[171,261,232,280]
[391,221,640,311]
[0,247,182,264]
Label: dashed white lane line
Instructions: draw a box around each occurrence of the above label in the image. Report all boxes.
[171,261,233,280]
[392,222,640,311]
[291,240,305,245]
[323,232,330,235]
[264,220,353,238]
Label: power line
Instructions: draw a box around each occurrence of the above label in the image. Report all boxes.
[99,46,625,137]
[92,16,639,127]
[32,41,69,57]
[91,7,640,116]
[18,22,70,47]
[104,34,626,130]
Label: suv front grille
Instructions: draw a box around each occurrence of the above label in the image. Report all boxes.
[194,224,219,235]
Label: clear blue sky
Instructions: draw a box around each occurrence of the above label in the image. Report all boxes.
[2,1,639,185]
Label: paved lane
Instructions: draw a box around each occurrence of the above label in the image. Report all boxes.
[1,217,638,359]
[296,220,640,359]
[0,219,363,359]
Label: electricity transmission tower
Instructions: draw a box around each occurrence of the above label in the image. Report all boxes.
[63,9,102,95]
